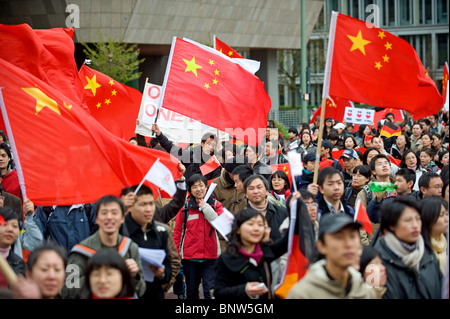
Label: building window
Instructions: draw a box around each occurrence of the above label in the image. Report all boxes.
[419,0,433,24]
[436,0,448,23]
[437,33,449,68]
[400,0,412,25]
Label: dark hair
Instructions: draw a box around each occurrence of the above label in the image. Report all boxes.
[244,144,262,157]
[368,154,391,172]
[298,189,316,202]
[231,165,254,183]
[379,196,421,235]
[120,186,134,197]
[396,134,411,150]
[359,245,381,278]
[420,147,435,160]
[418,118,431,126]
[419,196,448,250]
[226,208,266,256]
[94,195,126,217]
[27,243,68,273]
[442,165,449,198]
[80,249,136,299]
[201,132,217,144]
[395,168,416,189]
[243,174,269,193]
[363,147,380,166]
[328,130,340,141]
[400,149,420,169]
[187,174,208,193]
[412,122,423,130]
[270,170,290,191]
[438,150,449,168]
[288,127,298,135]
[149,137,159,148]
[418,171,442,190]
[130,184,154,198]
[344,135,357,149]
[317,167,343,188]
[0,207,18,223]
[0,143,13,170]
[0,130,8,144]
[353,165,371,179]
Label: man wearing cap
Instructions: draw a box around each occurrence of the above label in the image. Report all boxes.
[340,149,359,188]
[287,213,376,298]
[319,140,344,172]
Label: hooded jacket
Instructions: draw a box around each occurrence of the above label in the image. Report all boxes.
[286,259,377,299]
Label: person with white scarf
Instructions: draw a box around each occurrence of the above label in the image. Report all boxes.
[373,196,442,299]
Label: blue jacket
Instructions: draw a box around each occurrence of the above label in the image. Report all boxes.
[34,204,97,254]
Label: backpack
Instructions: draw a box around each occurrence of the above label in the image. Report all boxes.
[363,184,373,204]
[70,236,132,258]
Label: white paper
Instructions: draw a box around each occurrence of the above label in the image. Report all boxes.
[203,183,217,203]
[287,150,303,177]
[344,107,375,125]
[210,208,235,241]
[138,247,166,282]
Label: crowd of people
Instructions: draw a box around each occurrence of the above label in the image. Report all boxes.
[0,108,448,300]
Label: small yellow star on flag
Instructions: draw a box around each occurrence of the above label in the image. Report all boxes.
[105,99,111,105]
[384,42,392,50]
[111,89,117,96]
[204,83,210,89]
[374,62,382,70]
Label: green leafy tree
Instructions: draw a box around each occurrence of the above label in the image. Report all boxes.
[278,49,301,109]
[81,32,144,85]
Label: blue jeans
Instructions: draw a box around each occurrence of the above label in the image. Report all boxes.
[182,259,216,299]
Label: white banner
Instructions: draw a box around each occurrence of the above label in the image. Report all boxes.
[135,82,229,143]
[344,107,375,125]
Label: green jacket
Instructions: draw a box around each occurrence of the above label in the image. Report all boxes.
[61,231,146,299]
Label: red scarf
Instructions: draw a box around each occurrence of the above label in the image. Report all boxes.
[239,243,263,265]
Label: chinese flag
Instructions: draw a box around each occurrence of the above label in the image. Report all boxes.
[0,58,181,206]
[160,37,271,146]
[275,199,316,298]
[0,24,87,134]
[443,62,449,111]
[214,36,244,58]
[269,163,292,187]
[309,95,351,125]
[0,24,86,109]
[325,13,442,120]
[199,155,221,176]
[373,107,404,128]
[79,64,142,140]
[354,199,373,234]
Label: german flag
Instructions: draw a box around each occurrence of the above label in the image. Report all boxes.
[380,121,401,138]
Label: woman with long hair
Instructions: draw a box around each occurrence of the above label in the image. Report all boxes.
[372,197,442,299]
[419,196,448,274]
[390,134,411,160]
[214,208,290,300]
[399,150,427,191]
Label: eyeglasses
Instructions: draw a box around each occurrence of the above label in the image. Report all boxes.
[405,156,416,161]
[305,203,318,208]
[376,161,390,166]
[428,184,444,189]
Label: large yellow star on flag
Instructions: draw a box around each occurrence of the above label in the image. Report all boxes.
[22,88,60,115]
[84,74,102,96]
[183,56,202,77]
[347,30,371,55]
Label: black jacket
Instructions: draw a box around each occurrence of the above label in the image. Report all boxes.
[7,249,25,276]
[214,235,288,300]
[374,236,442,299]
[156,132,221,181]
[153,182,187,224]
[247,201,289,241]
[121,214,172,300]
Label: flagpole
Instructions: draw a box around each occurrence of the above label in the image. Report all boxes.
[0,89,27,201]
[134,158,160,195]
[313,98,326,185]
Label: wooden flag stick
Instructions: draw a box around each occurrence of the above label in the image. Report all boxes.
[313,98,327,184]
[0,255,18,285]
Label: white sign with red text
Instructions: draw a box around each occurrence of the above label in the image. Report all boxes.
[135,82,229,143]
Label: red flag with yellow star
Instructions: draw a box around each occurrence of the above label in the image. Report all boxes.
[0,58,181,206]
[324,12,442,120]
[79,64,142,140]
[443,62,448,110]
[214,36,244,59]
[309,95,351,125]
[160,37,271,147]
